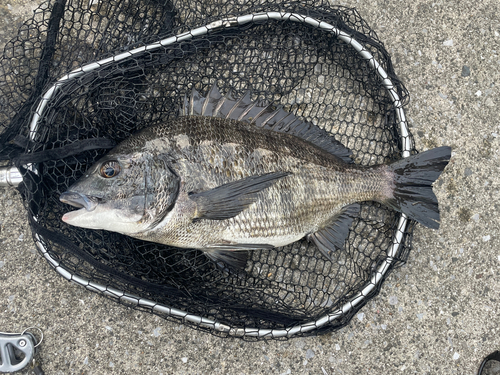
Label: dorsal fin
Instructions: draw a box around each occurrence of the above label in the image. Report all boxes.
[182,84,353,163]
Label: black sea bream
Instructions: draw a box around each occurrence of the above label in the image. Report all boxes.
[60,85,451,268]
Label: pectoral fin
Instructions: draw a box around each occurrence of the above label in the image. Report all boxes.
[189,171,291,221]
[308,204,360,261]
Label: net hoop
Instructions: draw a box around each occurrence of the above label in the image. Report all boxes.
[29,11,410,338]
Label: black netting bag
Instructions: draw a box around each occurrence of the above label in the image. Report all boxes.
[0,0,416,339]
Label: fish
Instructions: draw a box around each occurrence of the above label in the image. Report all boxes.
[60,85,451,269]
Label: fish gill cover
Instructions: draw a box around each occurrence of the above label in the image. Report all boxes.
[0,0,415,338]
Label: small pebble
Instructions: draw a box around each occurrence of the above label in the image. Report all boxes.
[482,235,490,242]
[443,39,453,46]
[389,296,398,305]
[181,357,188,363]
[306,349,315,359]
[357,312,365,322]
[461,66,470,77]
[453,352,460,360]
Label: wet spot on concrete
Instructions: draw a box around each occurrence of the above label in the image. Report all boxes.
[458,207,471,223]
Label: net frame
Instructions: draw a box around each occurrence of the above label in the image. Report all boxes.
[24,11,412,339]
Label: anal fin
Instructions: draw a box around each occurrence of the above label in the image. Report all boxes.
[308,204,360,261]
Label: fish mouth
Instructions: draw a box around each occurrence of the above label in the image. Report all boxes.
[60,191,100,212]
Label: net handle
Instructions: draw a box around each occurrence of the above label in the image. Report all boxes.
[29,11,411,338]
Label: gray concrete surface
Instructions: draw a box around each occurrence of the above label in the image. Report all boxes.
[1,0,499,374]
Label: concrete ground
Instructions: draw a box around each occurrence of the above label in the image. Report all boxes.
[1,0,499,374]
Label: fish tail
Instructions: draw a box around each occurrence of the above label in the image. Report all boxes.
[384,146,451,229]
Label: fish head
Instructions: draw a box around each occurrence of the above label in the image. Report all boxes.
[60,150,180,235]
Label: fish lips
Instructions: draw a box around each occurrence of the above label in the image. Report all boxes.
[60,191,146,233]
[60,191,101,212]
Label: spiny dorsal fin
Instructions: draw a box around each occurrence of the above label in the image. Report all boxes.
[182,84,353,163]
[202,84,222,115]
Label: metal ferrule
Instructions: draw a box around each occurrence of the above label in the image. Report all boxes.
[0,166,22,187]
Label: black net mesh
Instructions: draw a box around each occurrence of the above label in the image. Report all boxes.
[0,0,415,338]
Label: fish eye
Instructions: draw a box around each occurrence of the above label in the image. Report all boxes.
[99,161,121,178]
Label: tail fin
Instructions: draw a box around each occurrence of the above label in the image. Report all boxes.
[385,146,451,229]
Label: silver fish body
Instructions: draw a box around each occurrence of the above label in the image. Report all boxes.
[61,86,451,268]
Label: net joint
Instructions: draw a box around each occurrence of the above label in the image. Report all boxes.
[207,17,239,31]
